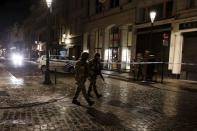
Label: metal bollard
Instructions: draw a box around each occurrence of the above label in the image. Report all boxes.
[55,68,57,85]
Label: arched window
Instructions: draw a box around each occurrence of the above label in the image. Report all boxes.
[109,26,120,47]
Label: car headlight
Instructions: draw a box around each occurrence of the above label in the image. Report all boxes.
[11,54,24,66]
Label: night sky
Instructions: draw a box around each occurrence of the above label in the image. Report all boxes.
[0,0,38,38]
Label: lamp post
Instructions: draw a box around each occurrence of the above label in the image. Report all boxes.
[150,11,164,83]
[148,11,156,82]
[43,0,53,85]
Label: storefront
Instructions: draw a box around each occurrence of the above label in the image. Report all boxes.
[168,21,197,81]
[136,24,171,76]
[103,25,132,71]
[182,31,197,80]
[84,24,133,72]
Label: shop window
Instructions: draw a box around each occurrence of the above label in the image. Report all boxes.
[110,0,119,8]
[111,48,119,62]
[121,47,131,70]
[104,48,119,70]
[106,27,120,70]
[122,26,132,70]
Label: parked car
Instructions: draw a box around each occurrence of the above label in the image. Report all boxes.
[37,55,76,73]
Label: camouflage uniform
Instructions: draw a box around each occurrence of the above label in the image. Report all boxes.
[73,52,94,106]
[142,50,150,81]
[134,53,143,81]
[88,53,102,98]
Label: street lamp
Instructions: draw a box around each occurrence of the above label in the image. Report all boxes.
[150,11,164,83]
[148,11,156,82]
[62,34,71,45]
[46,0,52,8]
[149,11,156,51]
[150,11,156,24]
[43,0,53,84]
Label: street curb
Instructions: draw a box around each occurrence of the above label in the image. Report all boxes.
[102,72,132,82]
[102,73,197,94]
[104,74,131,82]
[0,96,66,109]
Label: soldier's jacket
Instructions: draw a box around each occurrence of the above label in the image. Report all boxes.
[88,59,102,77]
[75,60,89,82]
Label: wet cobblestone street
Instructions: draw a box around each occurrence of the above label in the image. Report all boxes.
[0,63,197,130]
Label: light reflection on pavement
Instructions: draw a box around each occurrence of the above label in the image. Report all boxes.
[0,62,197,130]
[9,76,24,87]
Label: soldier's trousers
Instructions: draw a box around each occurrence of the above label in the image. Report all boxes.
[73,81,90,102]
[88,78,99,97]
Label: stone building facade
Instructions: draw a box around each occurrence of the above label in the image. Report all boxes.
[82,0,197,80]
[83,0,135,71]
[19,0,197,80]
[21,0,89,60]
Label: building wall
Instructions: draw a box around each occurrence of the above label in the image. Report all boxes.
[83,0,197,78]
[83,0,135,71]
[53,0,89,59]
[17,0,197,79]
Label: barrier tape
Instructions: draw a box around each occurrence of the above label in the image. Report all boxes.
[3,56,197,66]
[33,58,197,67]
[100,61,197,66]
[49,61,197,68]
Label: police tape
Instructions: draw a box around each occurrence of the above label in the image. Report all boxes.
[99,61,197,66]
[39,60,197,67]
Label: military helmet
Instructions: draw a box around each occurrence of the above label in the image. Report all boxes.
[81,52,89,60]
[94,53,100,58]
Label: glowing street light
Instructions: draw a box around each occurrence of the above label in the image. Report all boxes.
[63,34,66,39]
[150,11,156,23]
[65,38,71,44]
[46,0,53,8]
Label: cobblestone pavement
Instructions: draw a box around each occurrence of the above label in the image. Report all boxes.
[0,64,197,130]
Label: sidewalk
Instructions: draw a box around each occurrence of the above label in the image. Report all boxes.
[102,70,197,92]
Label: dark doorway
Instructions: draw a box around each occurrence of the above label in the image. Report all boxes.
[137,32,170,58]
[182,31,197,81]
[136,31,170,78]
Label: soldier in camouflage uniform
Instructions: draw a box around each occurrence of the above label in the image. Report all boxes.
[133,53,143,81]
[72,52,94,106]
[88,53,103,98]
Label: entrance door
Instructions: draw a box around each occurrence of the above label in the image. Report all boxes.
[182,32,197,80]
